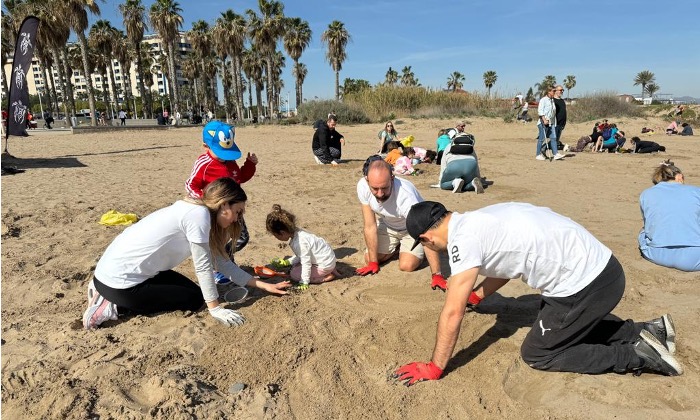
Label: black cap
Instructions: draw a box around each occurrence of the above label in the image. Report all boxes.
[406,201,448,250]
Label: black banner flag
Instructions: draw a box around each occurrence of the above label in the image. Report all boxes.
[5,16,40,138]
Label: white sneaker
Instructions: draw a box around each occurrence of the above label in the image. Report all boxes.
[429,184,440,188]
[471,177,484,194]
[563,144,571,152]
[553,153,565,160]
[452,178,465,193]
[83,280,118,330]
[535,154,546,161]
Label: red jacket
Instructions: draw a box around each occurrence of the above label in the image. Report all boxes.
[185,150,256,198]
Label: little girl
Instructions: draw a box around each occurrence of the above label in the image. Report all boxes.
[266,205,339,289]
[394,147,418,176]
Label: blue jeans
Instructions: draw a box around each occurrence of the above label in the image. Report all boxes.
[537,124,558,156]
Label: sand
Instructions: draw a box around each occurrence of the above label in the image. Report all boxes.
[1,116,699,419]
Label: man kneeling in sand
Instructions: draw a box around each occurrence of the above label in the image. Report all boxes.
[355,157,446,290]
[395,201,682,385]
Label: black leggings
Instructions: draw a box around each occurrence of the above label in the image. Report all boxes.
[94,271,204,315]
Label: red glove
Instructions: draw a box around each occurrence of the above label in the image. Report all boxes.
[467,291,482,309]
[431,273,447,291]
[395,361,443,386]
[356,261,380,276]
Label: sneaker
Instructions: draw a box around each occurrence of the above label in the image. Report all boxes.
[553,153,566,160]
[471,177,484,194]
[452,178,465,193]
[643,314,676,354]
[82,281,118,330]
[535,154,546,161]
[429,184,441,188]
[563,144,571,152]
[313,155,322,164]
[633,330,683,376]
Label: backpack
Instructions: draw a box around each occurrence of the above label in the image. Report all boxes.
[450,133,475,155]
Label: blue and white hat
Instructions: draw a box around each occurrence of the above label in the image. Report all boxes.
[202,121,241,160]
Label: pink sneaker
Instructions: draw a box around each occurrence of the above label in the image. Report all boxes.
[82,280,118,329]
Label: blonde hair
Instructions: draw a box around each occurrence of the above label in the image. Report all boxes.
[189,178,247,259]
[266,204,297,236]
[652,159,683,185]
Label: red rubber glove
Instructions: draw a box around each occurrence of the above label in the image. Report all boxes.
[395,361,443,386]
[356,261,380,276]
[467,291,482,309]
[431,273,447,291]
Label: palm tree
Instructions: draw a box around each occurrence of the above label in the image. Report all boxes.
[246,0,286,118]
[483,70,497,97]
[633,70,655,101]
[446,71,464,91]
[535,75,556,99]
[150,0,183,114]
[283,17,311,109]
[321,20,350,100]
[242,46,265,119]
[89,20,120,122]
[213,9,247,120]
[385,67,398,86]
[120,0,150,118]
[114,31,134,116]
[645,82,660,101]
[188,20,213,111]
[400,66,418,87]
[62,0,102,126]
[563,75,576,100]
[292,62,307,110]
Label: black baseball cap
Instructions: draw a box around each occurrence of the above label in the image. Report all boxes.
[406,201,449,250]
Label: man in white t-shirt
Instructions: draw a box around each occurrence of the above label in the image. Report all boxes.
[394,201,682,386]
[355,157,445,290]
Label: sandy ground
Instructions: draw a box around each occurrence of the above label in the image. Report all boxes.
[1,116,699,419]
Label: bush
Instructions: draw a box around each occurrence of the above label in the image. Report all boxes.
[567,91,644,123]
[343,86,514,122]
[296,99,370,124]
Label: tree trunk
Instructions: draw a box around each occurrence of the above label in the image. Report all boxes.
[247,75,253,120]
[168,40,179,114]
[57,47,76,123]
[107,62,119,122]
[76,32,97,126]
[134,42,148,118]
[335,70,340,101]
[294,58,300,110]
[255,82,263,120]
[265,57,274,118]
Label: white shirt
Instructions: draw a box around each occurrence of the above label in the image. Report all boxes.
[118,110,126,118]
[95,200,251,302]
[537,96,556,126]
[288,229,337,284]
[446,203,612,297]
[357,176,423,231]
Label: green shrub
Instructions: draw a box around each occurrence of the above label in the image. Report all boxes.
[567,91,644,123]
[296,99,370,124]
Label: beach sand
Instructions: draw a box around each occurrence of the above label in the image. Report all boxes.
[2,116,699,419]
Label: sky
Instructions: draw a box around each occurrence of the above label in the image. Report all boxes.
[93,0,700,107]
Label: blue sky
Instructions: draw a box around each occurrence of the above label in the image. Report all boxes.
[95,0,700,106]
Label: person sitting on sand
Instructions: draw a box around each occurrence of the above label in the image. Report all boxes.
[638,160,700,272]
[666,120,680,135]
[393,200,683,386]
[630,137,666,154]
[436,133,484,194]
[312,115,345,165]
[266,204,340,290]
[82,178,290,330]
[680,123,693,136]
[378,121,400,154]
[435,129,451,165]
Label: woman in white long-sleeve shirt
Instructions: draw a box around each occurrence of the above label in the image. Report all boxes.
[266,204,339,289]
[83,178,290,329]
